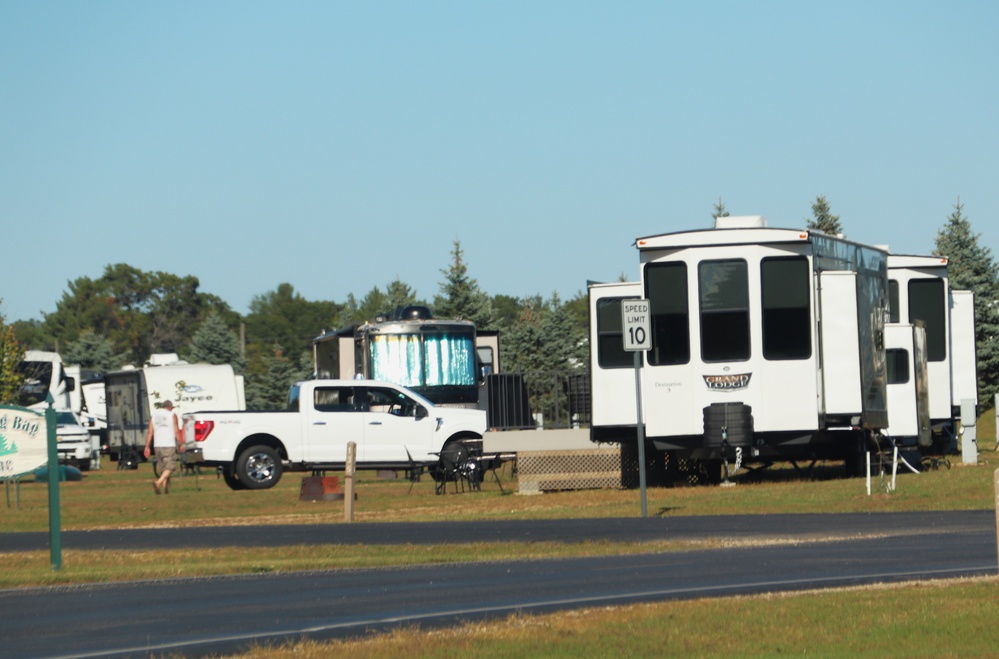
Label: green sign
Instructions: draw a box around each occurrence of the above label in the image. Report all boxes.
[0,406,48,478]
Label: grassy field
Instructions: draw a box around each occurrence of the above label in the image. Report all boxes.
[2,411,997,656]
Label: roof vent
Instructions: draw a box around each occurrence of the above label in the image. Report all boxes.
[714,215,768,229]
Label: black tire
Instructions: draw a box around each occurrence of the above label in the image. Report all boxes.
[78,458,91,472]
[235,445,282,490]
[221,465,247,490]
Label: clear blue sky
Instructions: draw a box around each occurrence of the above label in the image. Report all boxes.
[2,1,997,323]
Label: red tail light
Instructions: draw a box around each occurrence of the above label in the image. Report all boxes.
[194,420,214,442]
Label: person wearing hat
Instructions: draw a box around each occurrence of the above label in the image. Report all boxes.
[143,399,184,494]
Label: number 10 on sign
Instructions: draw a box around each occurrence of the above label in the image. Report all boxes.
[622,299,651,352]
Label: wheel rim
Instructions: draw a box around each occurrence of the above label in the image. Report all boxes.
[245,452,276,483]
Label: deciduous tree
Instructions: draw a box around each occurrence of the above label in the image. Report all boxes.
[0,307,25,404]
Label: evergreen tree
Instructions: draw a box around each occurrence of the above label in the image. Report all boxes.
[62,329,123,372]
[244,345,302,410]
[806,195,843,235]
[186,312,245,372]
[712,197,730,219]
[435,239,497,329]
[0,306,25,404]
[934,199,999,407]
[384,277,418,312]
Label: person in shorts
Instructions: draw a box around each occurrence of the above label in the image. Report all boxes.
[143,400,184,494]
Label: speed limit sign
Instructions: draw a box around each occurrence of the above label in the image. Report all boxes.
[621,299,651,352]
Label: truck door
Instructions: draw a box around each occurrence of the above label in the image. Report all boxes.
[304,385,365,463]
[358,386,435,462]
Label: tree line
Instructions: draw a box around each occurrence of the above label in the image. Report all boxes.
[1,199,997,411]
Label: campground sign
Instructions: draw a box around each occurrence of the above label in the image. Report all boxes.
[0,406,48,478]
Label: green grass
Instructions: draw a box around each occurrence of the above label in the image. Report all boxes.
[3,426,997,657]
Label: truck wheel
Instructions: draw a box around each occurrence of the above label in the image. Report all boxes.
[235,445,282,489]
[221,465,247,490]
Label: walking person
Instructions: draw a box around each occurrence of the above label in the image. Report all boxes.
[143,400,184,494]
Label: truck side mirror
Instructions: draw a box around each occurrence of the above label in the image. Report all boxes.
[415,405,428,419]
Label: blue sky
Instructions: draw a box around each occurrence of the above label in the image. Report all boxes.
[2,1,997,323]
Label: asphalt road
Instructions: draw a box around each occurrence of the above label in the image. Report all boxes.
[1,511,996,658]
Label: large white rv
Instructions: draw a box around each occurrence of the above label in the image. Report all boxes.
[104,361,245,461]
[590,216,891,481]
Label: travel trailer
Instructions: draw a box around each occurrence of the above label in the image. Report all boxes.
[104,360,245,461]
[590,216,892,482]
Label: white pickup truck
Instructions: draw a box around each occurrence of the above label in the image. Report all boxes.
[183,379,487,490]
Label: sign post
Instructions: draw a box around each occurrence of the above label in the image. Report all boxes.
[0,399,60,568]
[622,299,651,518]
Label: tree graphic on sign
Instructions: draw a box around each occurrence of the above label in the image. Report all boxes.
[0,433,17,456]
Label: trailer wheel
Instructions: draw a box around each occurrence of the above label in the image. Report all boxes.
[221,465,247,490]
[235,445,282,489]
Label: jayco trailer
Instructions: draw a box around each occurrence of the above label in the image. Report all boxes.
[590,216,891,481]
[105,362,245,460]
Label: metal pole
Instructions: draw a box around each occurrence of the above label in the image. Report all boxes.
[634,352,648,518]
[45,395,62,570]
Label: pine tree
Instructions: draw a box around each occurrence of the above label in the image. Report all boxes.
[187,312,245,372]
[434,240,497,329]
[63,329,124,372]
[934,199,999,407]
[244,345,302,410]
[806,196,843,235]
[712,197,730,220]
[384,278,417,313]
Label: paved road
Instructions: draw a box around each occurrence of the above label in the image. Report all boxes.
[1,511,995,658]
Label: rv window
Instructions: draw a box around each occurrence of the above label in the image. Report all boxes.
[595,297,635,369]
[761,257,811,360]
[645,262,690,366]
[907,279,946,362]
[888,280,900,324]
[699,260,750,362]
[886,349,910,385]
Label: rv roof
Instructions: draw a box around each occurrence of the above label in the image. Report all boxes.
[713,215,768,229]
[887,254,948,269]
[636,226,810,250]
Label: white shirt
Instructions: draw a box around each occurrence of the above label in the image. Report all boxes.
[151,407,179,449]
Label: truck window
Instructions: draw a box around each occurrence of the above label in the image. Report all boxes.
[699,259,750,362]
[313,387,357,412]
[645,262,690,366]
[908,279,946,362]
[595,296,636,369]
[761,256,811,360]
[365,387,418,417]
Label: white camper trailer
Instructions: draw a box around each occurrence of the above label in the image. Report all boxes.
[104,362,245,461]
[590,217,891,481]
[887,254,978,450]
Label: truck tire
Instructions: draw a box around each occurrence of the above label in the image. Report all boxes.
[235,445,282,489]
[221,465,247,490]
